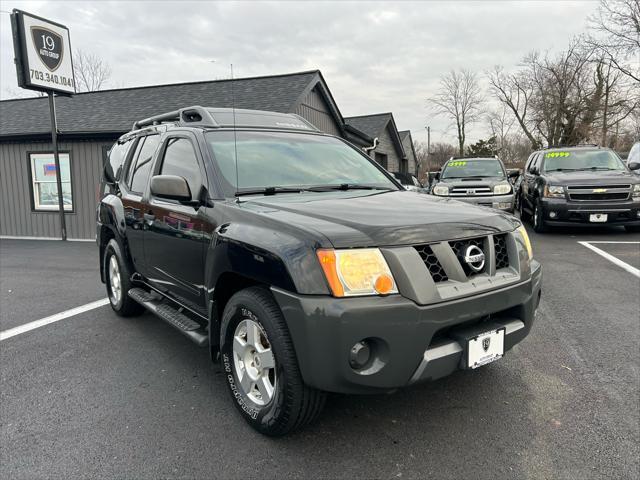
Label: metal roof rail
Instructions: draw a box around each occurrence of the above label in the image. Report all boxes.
[542,143,599,149]
[133,106,218,130]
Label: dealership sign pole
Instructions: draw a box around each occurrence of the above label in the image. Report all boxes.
[11,9,76,240]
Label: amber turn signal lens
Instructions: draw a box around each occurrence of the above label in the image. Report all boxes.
[373,273,394,294]
[316,249,345,297]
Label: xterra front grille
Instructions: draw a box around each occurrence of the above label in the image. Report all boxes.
[494,234,509,269]
[450,237,486,276]
[414,244,448,283]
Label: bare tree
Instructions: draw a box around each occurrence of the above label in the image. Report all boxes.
[587,0,640,83]
[73,49,112,92]
[487,105,532,166]
[428,69,484,156]
[489,66,541,149]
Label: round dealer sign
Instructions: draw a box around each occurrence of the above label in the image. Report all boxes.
[11,10,76,95]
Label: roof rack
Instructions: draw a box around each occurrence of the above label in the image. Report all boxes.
[448,155,500,160]
[542,143,599,149]
[133,106,217,130]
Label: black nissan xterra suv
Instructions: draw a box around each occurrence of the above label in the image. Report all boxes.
[519,145,640,233]
[97,106,542,436]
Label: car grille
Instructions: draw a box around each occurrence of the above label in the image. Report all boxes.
[450,237,486,276]
[450,185,492,196]
[494,234,509,269]
[414,233,513,283]
[567,184,631,202]
[414,245,448,282]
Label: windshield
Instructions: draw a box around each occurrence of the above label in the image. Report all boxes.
[441,159,505,179]
[205,131,398,193]
[542,149,625,172]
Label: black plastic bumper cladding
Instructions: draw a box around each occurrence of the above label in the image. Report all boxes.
[271,262,542,395]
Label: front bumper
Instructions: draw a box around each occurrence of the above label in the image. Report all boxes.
[540,197,640,226]
[272,261,542,394]
[452,193,515,212]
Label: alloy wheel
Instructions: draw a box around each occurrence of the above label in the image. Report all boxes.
[232,319,277,406]
[108,255,122,305]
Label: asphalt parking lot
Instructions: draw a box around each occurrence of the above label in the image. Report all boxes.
[1,226,639,479]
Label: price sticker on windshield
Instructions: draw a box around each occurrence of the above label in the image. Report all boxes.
[448,161,467,167]
[545,152,571,158]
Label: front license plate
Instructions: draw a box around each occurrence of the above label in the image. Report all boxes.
[467,328,505,369]
[589,213,608,223]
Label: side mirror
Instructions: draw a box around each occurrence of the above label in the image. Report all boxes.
[628,161,640,171]
[530,167,539,175]
[434,172,440,181]
[508,170,520,178]
[150,175,192,202]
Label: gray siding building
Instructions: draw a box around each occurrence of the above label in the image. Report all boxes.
[344,113,409,173]
[0,70,355,240]
[399,130,418,175]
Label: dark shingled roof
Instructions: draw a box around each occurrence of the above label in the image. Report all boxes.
[0,70,321,139]
[344,113,393,139]
[345,112,405,158]
[398,130,411,141]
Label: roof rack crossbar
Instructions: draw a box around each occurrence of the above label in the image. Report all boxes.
[132,106,218,130]
[542,143,599,149]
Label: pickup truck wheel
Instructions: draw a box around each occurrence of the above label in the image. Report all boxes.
[104,239,144,317]
[220,287,326,436]
[533,202,548,233]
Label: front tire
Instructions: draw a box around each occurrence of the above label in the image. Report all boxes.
[220,287,326,436]
[518,194,529,221]
[104,239,144,317]
[533,201,548,233]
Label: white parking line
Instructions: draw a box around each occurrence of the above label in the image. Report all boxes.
[0,298,110,341]
[578,241,640,279]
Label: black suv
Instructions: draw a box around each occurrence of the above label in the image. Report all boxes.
[97,106,542,435]
[518,145,640,232]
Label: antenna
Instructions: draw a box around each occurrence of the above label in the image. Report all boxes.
[231,63,240,200]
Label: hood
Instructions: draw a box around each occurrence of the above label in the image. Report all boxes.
[544,169,640,185]
[438,177,508,189]
[238,190,519,248]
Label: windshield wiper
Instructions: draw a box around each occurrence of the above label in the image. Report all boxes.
[235,186,308,197]
[545,168,580,172]
[307,183,394,192]
[575,167,618,171]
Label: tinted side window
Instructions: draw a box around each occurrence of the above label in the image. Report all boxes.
[105,139,132,182]
[528,153,540,173]
[130,135,161,194]
[160,138,202,199]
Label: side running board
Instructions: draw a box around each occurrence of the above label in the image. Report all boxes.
[128,288,209,347]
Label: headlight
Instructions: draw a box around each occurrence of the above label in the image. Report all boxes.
[544,185,565,198]
[493,183,512,195]
[432,185,449,196]
[317,248,398,297]
[633,184,640,198]
[517,225,533,260]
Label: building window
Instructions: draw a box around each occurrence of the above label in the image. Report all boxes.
[29,152,73,211]
[375,152,388,169]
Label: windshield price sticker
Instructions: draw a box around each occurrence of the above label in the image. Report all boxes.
[448,161,467,167]
[545,152,571,158]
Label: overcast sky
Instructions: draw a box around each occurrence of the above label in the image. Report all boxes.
[0,0,598,144]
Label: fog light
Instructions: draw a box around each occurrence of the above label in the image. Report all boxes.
[349,341,371,369]
[549,211,557,219]
[637,211,640,218]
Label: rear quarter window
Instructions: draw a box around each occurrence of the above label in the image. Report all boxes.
[104,139,133,183]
